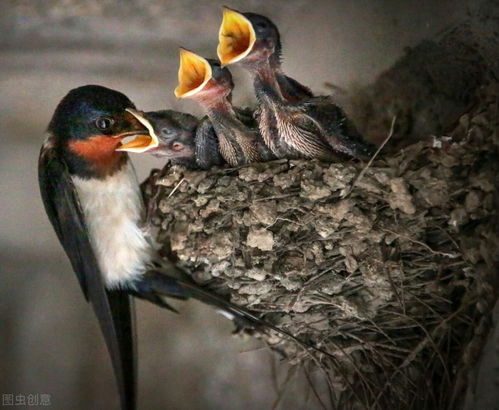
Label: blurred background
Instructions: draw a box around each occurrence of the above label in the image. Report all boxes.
[0,0,471,408]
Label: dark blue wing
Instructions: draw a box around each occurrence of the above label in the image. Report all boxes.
[195,117,225,169]
[38,137,136,410]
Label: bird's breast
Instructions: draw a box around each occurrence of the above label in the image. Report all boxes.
[72,162,154,288]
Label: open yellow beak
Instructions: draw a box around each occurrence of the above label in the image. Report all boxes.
[217,7,256,66]
[174,49,213,99]
[116,109,159,153]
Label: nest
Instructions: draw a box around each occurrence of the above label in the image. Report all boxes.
[141,81,499,409]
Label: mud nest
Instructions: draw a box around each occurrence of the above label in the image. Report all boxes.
[141,81,499,409]
[139,3,499,407]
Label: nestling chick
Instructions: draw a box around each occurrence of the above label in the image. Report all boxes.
[174,48,273,166]
[217,8,375,161]
[126,109,224,170]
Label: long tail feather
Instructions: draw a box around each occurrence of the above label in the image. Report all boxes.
[133,270,335,361]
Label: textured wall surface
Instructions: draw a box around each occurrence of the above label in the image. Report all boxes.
[0,1,469,409]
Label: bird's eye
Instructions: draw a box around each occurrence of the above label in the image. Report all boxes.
[161,128,173,136]
[95,117,115,130]
[171,142,184,152]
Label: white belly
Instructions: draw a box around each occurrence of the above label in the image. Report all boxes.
[72,162,154,288]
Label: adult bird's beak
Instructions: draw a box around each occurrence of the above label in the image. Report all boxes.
[174,48,213,98]
[217,7,256,66]
[116,109,160,153]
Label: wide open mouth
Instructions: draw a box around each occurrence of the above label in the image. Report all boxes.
[115,109,159,153]
[217,7,256,66]
[174,49,213,99]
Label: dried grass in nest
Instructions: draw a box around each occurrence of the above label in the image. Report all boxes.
[141,83,499,409]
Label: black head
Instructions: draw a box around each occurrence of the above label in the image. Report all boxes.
[243,13,281,49]
[243,13,282,66]
[47,85,147,177]
[142,110,197,159]
[48,85,144,144]
[207,58,235,92]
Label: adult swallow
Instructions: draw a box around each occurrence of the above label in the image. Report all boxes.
[174,49,273,166]
[217,8,375,161]
[126,109,225,170]
[39,85,146,410]
[39,85,291,410]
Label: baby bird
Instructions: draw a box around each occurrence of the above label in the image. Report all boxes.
[126,109,224,170]
[217,8,374,161]
[174,48,273,167]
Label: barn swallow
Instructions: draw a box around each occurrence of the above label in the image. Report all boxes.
[174,48,273,166]
[40,85,306,410]
[126,109,224,170]
[217,8,374,161]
